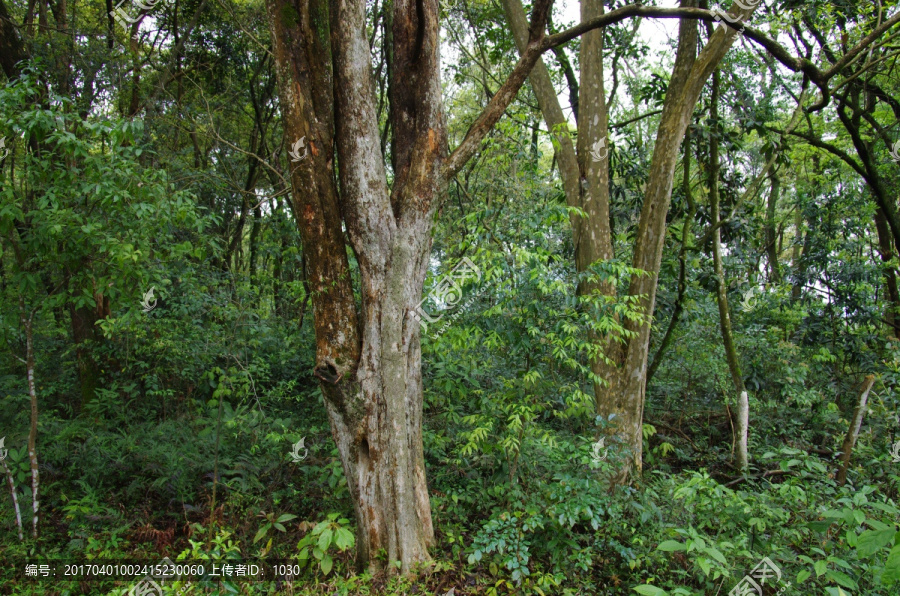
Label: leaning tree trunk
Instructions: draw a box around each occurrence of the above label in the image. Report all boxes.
[600,0,757,479]
[836,375,876,485]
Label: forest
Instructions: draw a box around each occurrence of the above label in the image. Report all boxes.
[0,0,899,594]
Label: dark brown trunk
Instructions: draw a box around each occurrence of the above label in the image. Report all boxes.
[874,208,900,337]
[765,169,782,284]
[69,304,101,409]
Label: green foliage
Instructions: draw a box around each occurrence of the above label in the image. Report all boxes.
[296,513,355,577]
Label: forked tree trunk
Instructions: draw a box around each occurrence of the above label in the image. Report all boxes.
[268,0,761,570]
[502,0,757,480]
[502,0,621,450]
[266,0,439,571]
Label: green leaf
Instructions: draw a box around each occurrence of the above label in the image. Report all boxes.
[698,558,711,576]
[881,544,900,586]
[657,540,687,552]
[856,529,896,558]
[825,569,858,590]
[334,527,355,551]
[318,528,334,552]
[814,560,827,577]
[277,513,298,523]
[705,547,727,565]
[253,524,270,544]
[320,554,333,575]
[632,585,667,596]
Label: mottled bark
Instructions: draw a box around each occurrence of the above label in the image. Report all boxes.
[267,0,440,571]
[20,298,39,538]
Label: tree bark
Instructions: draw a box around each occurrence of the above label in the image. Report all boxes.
[765,168,782,284]
[836,375,876,485]
[709,68,748,471]
[1,455,23,541]
[69,303,101,409]
[20,297,40,538]
[266,0,441,571]
[874,208,900,338]
[0,0,28,79]
[599,0,755,479]
[647,130,696,386]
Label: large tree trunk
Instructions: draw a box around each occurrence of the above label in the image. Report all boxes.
[267,0,439,572]
[599,0,756,478]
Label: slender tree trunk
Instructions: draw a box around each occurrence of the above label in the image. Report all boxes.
[501,0,618,436]
[647,130,696,385]
[765,168,782,284]
[1,456,23,541]
[20,298,39,538]
[837,375,876,485]
[709,69,748,470]
[791,206,808,302]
